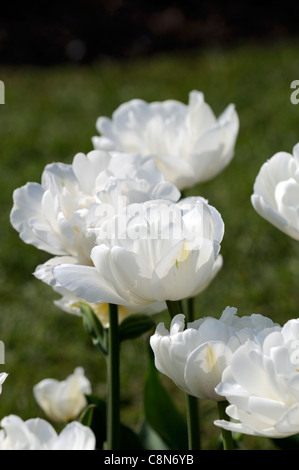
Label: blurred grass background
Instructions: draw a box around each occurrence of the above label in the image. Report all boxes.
[1,40,299,449]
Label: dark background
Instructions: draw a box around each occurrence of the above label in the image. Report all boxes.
[1,0,299,65]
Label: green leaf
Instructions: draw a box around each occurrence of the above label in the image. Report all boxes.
[143,347,188,450]
[119,313,156,342]
[79,403,96,428]
[139,420,170,450]
[79,302,108,355]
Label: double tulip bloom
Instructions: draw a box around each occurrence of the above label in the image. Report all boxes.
[53,197,224,310]
[10,150,180,319]
[251,143,299,240]
[93,90,239,190]
[150,307,280,401]
[10,150,180,264]
[215,318,299,438]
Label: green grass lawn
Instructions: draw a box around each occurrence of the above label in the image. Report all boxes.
[1,39,299,449]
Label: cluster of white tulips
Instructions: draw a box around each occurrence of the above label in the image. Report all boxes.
[5,90,299,450]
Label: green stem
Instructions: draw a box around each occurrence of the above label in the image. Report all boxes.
[217,401,235,450]
[166,300,182,319]
[106,303,120,450]
[185,394,201,450]
[186,297,194,322]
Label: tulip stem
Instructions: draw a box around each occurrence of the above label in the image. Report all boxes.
[185,394,201,450]
[217,401,235,450]
[106,303,120,450]
[186,297,194,322]
[166,300,182,319]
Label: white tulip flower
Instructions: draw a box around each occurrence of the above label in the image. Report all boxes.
[0,415,95,450]
[251,143,299,240]
[215,318,299,437]
[33,367,91,423]
[10,150,180,263]
[150,307,280,401]
[92,91,239,190]
[52,197,224,311]
[11,150,180,318]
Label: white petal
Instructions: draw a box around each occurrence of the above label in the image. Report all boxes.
[248,396,287,424]
[275,403,299,435]
[53,263,125,305]
[10,183,66,255]
[108,245,155,303]
[0,373,8,393]
[26,418,58,446]
[184,341,233,400]
[190,126,230,182]
[229,344,273,398]
[72,150,111,193]
[34,256,78,287]
[91,244,151,305]
[52,422,96,450]
[251,193,299,239]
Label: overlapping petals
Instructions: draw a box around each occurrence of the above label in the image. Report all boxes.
[251,143,299,240]
[150,307,280,400]
[11,150,180,319]
[92,91,239,190]
[0,415,96,450]
[215,318,299,437]
[52,197,224,311]
[33,367,91,423]
[10,150,180,263]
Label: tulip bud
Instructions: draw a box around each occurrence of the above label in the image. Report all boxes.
[33,367,91,423]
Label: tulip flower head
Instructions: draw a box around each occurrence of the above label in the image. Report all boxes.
[150,307,280,401]
[53,197,224,311]
[92,91,239,190]
[251,143,299,240]
[10,150,180,263]
[0,415,95,450]
[33,367,91,423]
[11,150,180,318]
[215,318,299,438]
